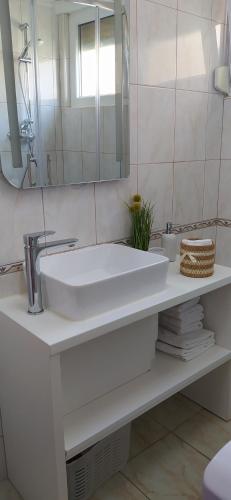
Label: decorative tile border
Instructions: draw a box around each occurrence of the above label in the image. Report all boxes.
[151,218,217,240]
[216,218,231,229]
[0,218,229,276]
[0,262,24,275]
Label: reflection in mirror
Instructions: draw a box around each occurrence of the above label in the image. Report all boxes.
[0,0,129,188]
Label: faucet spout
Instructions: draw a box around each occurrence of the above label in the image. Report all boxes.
[23,231,78,315]
[39,238,78,252]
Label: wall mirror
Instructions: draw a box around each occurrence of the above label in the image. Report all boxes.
[0,0,129,189]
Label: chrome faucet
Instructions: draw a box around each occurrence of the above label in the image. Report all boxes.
[23,231,78,314]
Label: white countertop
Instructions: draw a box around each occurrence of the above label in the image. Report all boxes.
[64,346,231,458]
[1,261,231,355]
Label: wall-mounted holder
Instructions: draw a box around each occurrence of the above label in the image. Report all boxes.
[214,66,230,96]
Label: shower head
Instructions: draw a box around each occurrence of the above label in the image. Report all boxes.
[19,40,31,63]
[19,22,31,62]
[19,23,29,32]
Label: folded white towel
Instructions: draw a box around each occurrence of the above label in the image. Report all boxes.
[158,327,215,349]
[161,309,204,326]
[165,304,204,320]
[168,297,200,314]
[157,339,215,361]
[159,317,203,335]
[182,239,213,247]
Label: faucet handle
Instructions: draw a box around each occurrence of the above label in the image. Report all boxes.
[23,230,55,247]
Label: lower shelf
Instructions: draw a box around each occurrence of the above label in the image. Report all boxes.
[64,346,231,460]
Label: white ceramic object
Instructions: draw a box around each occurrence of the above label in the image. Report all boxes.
[2,263,231,500]
[40,244,169,320]
[161,233,177,262]
[203,441,231,500]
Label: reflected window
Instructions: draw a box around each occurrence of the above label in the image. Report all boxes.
[78,15,115,97]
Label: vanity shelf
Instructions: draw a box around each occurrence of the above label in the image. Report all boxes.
[2,262,231,500]
[1,261,231,355]
[64,346,231,460]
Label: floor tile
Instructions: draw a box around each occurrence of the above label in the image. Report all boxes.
[90,473,146,500]
[175,409,231,459]
[146,394,201,431]
[130,414,168,459]
[0,480,22,500]
[123,433,208,499]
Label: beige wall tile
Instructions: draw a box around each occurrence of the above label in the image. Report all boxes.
[63,152,83,184]
[129,0,137,84]
[206,94,223,160]
[138,0,177,88]
[130,84,138,165]
[218,160,231,219]
[216,227,231,266]
[209,22,226,91]
[151,0,177,7]
[138,86,175,164]
[175,91,208,162]
[221,99,231,160]
[62,108,82,152]
[95,166,137,243]
[177,12,211,92]
[138,163,173,230]
[0,177,44,265]
[42,183,96,247]
[178,0,212,18]
[203,160,220,219]
[173,161,205,224]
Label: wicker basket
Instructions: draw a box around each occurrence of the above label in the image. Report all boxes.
[66,425,130,500]
[180,240,216,278]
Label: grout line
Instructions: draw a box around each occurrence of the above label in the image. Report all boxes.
[41,187,49,252]
[120,471,150,499]
[122,428,209,500]
[127,429,171,463]
[171,430,211,461]
[0,409,8,479]
[135,83,218,95]
[135,0,139,169]
[172,4,178,221]
[216,92,225,220]
[202,160,206,221]
[93,183,98,245]
[137,158,221,165]
[144,0,225,23]
[167,409,204,436]
[41,187,46,233]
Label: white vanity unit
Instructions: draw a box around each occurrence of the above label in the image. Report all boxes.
[1,260,231,500]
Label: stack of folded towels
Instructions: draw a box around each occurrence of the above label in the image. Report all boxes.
[157,297,215,361]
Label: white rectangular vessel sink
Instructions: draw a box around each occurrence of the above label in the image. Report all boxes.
[40,244,169,320]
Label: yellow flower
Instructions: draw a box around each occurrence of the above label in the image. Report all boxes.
[131,201,141,212]
[133,193,142,203]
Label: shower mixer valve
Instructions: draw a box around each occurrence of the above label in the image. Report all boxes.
[19,119,34,143]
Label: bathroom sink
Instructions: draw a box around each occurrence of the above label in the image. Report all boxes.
[40,244,169,320]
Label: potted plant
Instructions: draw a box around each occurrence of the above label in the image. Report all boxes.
[128,194,154,251]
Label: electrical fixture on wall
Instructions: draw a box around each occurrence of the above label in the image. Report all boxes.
[214,66,230,95]
[214,1,230,96]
